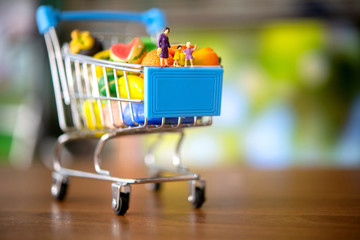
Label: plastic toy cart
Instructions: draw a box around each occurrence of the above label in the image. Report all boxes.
[36,6,223,215]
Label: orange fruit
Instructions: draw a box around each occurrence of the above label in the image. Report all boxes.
[141,49,174,66]
[193,47,219,66]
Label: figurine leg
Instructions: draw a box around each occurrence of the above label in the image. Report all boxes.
[190,59,194,67]
[164,58,169,67]
[160,58,164,66]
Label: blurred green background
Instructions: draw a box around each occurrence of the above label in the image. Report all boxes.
[0,0,359,168]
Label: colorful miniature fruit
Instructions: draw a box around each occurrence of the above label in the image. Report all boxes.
[93,49,110,61]
[140,37,157,52]
[117,75,144,99]
[141,49,174,66]
[82,100,103,129]
[70,29,103,56]
[98,71,114,95]
[193,47,219,65]
[80,39,103,56]
[102,102,126,129]
[110,37,146,64]
[123,103,194,126]
[98,72,144,99]
[93,50,123,78]
[93,50,111,78]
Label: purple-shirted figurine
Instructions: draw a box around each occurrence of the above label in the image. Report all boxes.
[157,27,171,66]
[184,42,197,67]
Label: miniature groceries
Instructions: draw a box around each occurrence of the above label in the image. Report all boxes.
[68,28,221,128]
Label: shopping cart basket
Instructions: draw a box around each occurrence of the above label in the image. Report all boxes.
[36,5,223,215]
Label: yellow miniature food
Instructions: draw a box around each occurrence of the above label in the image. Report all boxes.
[82,100,103,130]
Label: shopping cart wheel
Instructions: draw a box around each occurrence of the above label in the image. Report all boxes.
[192,186,206,208]
[111,183,131,216]
[51,172,69,201]
[189,180,206,209]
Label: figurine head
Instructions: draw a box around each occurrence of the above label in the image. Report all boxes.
[164,27,170,35]
[177,45,182,50]
[186,42,191,48]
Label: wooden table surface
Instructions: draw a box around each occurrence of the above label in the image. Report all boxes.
[1,163,360,240]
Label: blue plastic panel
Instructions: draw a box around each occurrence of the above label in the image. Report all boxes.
[36,5,166,35]
[144,67,223,118]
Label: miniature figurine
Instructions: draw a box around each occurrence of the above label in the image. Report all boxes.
[157,27,171,67]
[173,45,182,67]
[184,42,197,67]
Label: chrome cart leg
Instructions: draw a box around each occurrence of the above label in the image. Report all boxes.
[173,131,185,168]
[94,133,116,176]
[53,133,77,172]
[111,183,131,216]
[188,179,206,208]
[51,133,78,202]
[144,134,163,167]
[144,134,164,191]
[52,133,93,201]
[170,131,206,208]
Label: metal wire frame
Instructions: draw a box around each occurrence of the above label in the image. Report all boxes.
[53,130,200,186]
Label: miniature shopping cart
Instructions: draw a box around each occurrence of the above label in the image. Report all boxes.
[36,6,223,215]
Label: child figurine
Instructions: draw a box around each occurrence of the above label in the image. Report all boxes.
[173,45,182,67]
[157,27,171,67]
[184,42,197,67]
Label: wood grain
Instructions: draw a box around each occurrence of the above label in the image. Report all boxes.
[1,163,360,240]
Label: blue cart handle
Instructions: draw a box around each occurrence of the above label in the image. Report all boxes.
[36,5,166,35]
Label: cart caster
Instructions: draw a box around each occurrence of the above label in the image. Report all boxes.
[111,183,131,216]
[192,186,205,208]
[51,172,69,201]
[188,179,206,209]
